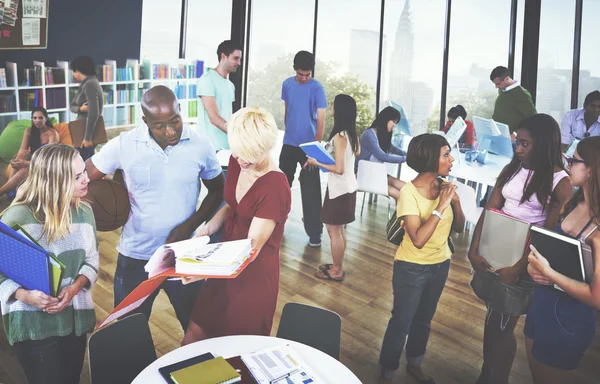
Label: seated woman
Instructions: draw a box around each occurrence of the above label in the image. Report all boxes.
[182,107,292,344]
[356,106,407,200]
[0,107,59,198]
[441,105,475,148]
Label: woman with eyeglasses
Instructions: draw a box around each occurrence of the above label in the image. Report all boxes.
[468,114,573,384]
[524,136,600,383]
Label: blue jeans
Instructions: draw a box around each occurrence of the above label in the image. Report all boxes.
[13,333,87,384]
[114,254,204,331]
[379,259,450,375]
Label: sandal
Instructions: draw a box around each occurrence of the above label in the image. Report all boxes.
[314,268,345,282]
[318,263,333,272]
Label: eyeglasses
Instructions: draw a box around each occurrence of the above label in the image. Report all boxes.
[565,157,587,167]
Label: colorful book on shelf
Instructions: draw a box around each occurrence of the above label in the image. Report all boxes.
[170,356,241,384]
[299,141,335,173]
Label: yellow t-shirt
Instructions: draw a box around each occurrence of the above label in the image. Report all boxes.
[395,182,453,264]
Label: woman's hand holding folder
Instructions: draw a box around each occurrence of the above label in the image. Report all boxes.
[14,288,59,309]
[527,245,554,285]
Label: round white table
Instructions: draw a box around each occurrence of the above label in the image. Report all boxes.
[132,335,362,383]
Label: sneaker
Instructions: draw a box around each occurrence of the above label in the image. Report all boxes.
[308,236,322,248]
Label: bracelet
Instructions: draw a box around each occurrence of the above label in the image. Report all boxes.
[432,210,443,220]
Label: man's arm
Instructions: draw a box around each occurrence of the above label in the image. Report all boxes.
[201,96,227,133]
[165,173,226,244]
[85,158,107,182]
[283,102,287,129]
[560,112,574,151]
[315,108,326,142]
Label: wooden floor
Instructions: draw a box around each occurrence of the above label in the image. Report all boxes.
[1,190,599,384]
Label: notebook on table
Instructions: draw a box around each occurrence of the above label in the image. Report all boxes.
[170,356,241,384]
[529,225,588,289]
[159,352,214,384]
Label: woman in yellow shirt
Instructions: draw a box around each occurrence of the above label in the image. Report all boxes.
[379,134,465,384]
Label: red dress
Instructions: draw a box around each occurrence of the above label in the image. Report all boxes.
[190,156,291,337]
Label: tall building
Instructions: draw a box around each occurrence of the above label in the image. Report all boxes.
[386,0,433,135]
[349,29,383,87]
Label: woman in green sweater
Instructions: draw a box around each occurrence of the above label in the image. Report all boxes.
[0,144,98,384]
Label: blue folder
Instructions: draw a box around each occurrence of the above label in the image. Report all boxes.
[0,221,53,295]
[299,141,335,173]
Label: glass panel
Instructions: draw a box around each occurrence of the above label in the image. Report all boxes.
[445,0,512,127]
[380,0,446,136]
[140,0,183,61]
[245,0,315,129]
[185,0,233,67]
[578,0,600,108]
[314,0,382,138]
[536,0,575,121]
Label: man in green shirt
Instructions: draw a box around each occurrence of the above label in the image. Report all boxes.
[490,66,537,136]
[198,40,242,150]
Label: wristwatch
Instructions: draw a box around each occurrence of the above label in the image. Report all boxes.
[432,210,443,220]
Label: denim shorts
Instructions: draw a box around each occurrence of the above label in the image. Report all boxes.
[471,270,536,316]
[524,285,596,370]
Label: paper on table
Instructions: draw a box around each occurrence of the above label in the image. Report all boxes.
[22,18,40,45]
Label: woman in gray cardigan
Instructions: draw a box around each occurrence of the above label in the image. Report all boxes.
[70,56,103,160]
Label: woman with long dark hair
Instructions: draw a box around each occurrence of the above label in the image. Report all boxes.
[356,106,406,200]
[307,94,360,281]
[468,114,573,384]
[525,136,600,383]
[0,107,59,198]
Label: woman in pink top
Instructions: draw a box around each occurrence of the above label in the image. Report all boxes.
[468,114,572,384]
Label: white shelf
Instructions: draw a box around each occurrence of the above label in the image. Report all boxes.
[45,84,66,88]
[0,87,16,91]
[47,108,67,113]
[0,111,18,116]
[19,85,44,89]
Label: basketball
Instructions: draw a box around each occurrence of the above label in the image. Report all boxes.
[85,178,131,232]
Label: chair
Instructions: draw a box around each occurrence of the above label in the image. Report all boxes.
[454,181,483,228]
[357,160,393,218]
[88,313,157,384]
[276,303,342,360]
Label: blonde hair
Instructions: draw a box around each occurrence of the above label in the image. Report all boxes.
[5,144,82,242]
[227,107,278,163]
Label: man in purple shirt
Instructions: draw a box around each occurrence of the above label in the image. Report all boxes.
[560,90,600,151]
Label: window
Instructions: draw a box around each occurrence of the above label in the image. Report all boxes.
[445,0,512,125]
[578,0,600,108]
[185,0,233,68]
[380,0,446,136]
[140,0,183,61]
[314,0,381,139]
[245,0,315,129]
[536,0,575,120]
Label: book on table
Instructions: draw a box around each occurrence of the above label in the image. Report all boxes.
[0,221,65,296]
[169,356,241,384]
[529,225,590,290]
[479,209,531,270]
[299,141,335,173]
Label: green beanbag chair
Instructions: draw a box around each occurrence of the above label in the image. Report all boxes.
[0,117,58,163]
[0,119,31,163]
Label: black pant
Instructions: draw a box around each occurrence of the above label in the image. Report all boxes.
[278,144,323,238]
[114,253,204,331]
[13,333,87,384]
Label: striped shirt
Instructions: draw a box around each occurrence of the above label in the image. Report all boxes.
[560,108,600,145]
[0,204,98,345]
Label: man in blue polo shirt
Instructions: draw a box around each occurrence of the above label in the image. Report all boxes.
[86,86,225,331]
[280,51,327,247]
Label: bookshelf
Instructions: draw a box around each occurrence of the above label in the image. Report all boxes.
[0,59,204,131]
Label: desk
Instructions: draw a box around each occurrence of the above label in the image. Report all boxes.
[132,335,361,383]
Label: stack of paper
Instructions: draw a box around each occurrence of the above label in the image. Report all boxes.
[175,239,252,275]
[241,344,322,383]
